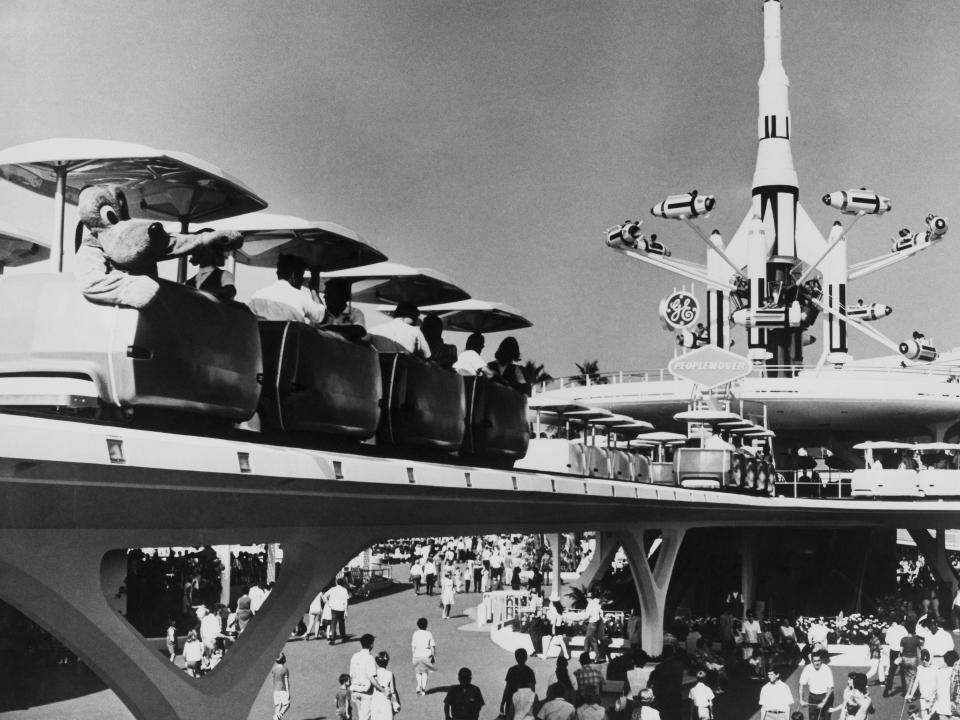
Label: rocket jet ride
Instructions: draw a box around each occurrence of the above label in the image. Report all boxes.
[605,0,948,369]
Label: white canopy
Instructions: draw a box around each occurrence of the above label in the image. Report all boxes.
[321,261,470,306]
[852,441,916,450]
[419,299,532,333]
[674,409,743,423]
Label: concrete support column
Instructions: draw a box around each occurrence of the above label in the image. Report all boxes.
[548,532,562,600]
[0,528,375,720]
[617,527,686,655]
[215,545,232,607]
[576,531,622,591]
[741,529,757,615]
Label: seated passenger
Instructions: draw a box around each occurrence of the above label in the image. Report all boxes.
[321,278,365,328]
[453,332,495,378]
[185,245,236,301]
[487,336,531,396]
[248,254,325,325]
[369,301,431,358]
[421,314,457,369]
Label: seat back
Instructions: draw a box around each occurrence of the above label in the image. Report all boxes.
[0,274,260,420]
[377,353,465,450]
[461,376,529,462]
[257,321,381,438]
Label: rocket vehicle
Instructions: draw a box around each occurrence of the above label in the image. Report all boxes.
[845,300,892,322]
[605,221,671,256]
[891,215,948,253]
[900,336,938,362]
[822,189,892,216]
[651,190,715,220]
[731,301,802,329]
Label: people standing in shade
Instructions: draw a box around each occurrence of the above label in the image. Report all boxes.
[583,593,605,662]
[411,617,437,696]
[743,610,763,665]
[165,618,178,662]
[350,633,386,720]
[371,651,399,720]
[501,648,537,719]
[487,337,531,396]
[798,650,833,720]
[537,682,575,720]
[325,578,350,645]
[271,652,291,720]
[183,630,204,677]
[883,613,908,697]
[185,245,236,300]
[489,549,505,589]
[758,665,794,720]
[440,571,456,619]
[688,670,715,720]
[573,652,604,707]
[574,685,604,720]
[444,667,485,720]
[471,557,483,594]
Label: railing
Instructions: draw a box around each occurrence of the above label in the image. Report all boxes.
[536,362,960,393]
[773,469,852,499]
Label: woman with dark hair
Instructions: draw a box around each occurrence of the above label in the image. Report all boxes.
[487,337,531,396]
[372,651,400,719]
[898,620,922,698]
[829,672,871,720]
[411,616,436,695]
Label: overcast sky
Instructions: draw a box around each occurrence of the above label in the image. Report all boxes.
[2,1,959,380]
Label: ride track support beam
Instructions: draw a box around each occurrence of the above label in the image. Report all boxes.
[0,528,377,720]
[616,527,686,656]
[907,528,960,600]
[576,531,623,592]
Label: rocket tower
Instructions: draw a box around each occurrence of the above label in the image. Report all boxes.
[606,0,944,370]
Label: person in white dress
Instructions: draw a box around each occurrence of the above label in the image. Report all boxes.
[371,651,400,720]
[411,617,436,696]
[440,571,456,620]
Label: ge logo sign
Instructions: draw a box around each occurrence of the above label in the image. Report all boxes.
[659,291,699,330]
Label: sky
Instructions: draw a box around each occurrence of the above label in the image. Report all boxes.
[2,1,960,381]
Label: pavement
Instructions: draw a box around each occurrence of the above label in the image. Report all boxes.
[0,573,950,720]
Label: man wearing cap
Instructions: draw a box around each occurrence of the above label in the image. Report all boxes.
[369,301,431,358]
[349,633,385,720]
[248,254,326,326]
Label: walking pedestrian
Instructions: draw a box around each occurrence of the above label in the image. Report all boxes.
[350,633,386,720]
[325,578,350,645]
[441,571,456,619]
[798,650,833,720]
[444,667,485,720]
[272,652,291,720]
[371,651,400,720]
[411,617,437,695]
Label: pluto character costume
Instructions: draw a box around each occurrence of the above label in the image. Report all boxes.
[74,184,242,308]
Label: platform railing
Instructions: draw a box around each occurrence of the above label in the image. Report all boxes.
[536,362,960,393]
[773,469,852,499]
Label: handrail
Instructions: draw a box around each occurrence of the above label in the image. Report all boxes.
[535,362,960,394]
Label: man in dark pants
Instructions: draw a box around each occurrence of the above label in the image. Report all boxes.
[883,613,907,697]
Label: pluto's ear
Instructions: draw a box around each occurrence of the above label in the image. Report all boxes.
[75,221,84,253]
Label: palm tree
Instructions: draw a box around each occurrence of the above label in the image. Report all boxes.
[522,359,553,391]
[575,360,608,386]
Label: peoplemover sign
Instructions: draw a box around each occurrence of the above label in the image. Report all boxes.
[668,346,753,389]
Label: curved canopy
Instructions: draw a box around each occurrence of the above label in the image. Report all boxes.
[742,428,776,437]
[211,212,386,271]
[674,409,743,423]
[528,400,592,415]
[0,138,267,223]
[610,420,656,432]
[634,431,688,443]
[0,220,49,267]
[321,262,469,306]
[852,441,916,450]
[420,299,532,333]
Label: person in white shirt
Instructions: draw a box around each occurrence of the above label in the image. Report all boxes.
[324,578,351,645]
[411,617,437,696]
[923,619,954,668]
[688,671,715,720]
[932,650,958,720]
[798,651,834,720]
[248,581,268,614]
[350,633,386,720]
[369,302,431,357]
[884,615,908,697]
[759,665,794,720]
[248,254,326,325]
[453,332,495,378]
